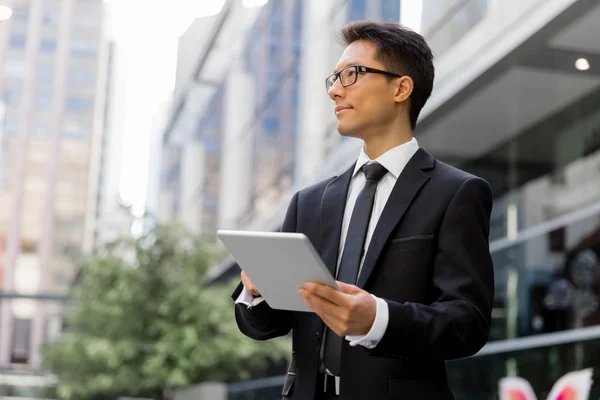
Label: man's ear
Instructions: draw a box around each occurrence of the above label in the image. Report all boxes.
[394,76,413,104]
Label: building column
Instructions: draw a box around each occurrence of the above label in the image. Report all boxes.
[0,0,45,366]
[295,0,344,187]
[30,0,76,368]
[179,141,204,234]
[218,64,255,230]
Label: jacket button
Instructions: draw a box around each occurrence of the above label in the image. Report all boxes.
[315,332,320,344]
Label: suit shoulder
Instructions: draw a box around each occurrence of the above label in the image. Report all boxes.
[297,175,337,200]
[432,160,493,200]
[434,160,490,187]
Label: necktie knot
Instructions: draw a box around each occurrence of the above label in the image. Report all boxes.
[362,162,387,182]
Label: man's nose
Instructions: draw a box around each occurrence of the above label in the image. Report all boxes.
[328,79,344,100]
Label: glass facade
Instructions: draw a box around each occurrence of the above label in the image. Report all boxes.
[348,0,400,21]
[195,83,225,235]
[0,0,107,370]
[239,0,303,226]
[456,97,600,347]
[448,339,600,399]
[422,0,489,55]
[463,89,600,242]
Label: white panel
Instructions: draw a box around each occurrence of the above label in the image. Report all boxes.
[420,0,579,121]
[218,65,255,230]
[418,66,600,158]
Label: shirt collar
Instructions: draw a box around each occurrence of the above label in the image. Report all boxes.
[353,137,419,179]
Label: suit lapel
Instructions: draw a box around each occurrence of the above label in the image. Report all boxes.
[320,163,355,277]
[357,148,436,289]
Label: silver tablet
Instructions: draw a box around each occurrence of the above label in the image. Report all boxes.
[217,230,339,312]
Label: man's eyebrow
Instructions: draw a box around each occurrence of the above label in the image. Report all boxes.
[332,62,360,73]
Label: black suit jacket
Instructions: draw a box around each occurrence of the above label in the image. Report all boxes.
[231,148,494,400]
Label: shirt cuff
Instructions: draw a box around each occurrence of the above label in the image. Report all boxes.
[346,295,389,349]
[235,286,266,309]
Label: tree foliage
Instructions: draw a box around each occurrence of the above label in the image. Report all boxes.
[42,223,291,400]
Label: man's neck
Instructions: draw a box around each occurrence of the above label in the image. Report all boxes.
[362,133,413,160]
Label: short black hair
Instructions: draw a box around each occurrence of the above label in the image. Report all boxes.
[339,21,435,130]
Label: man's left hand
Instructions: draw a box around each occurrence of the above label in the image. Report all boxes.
[298,281,376,336]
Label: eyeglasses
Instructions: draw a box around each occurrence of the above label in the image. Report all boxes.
[325,65,403,92]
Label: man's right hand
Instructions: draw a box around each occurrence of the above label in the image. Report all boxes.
[241,271,261,297]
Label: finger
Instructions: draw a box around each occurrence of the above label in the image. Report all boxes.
[336,281,362,294]
[310,304,345,335]
[305,300,338,331]
[304,282,347,306]
[241,271,259,296]
[241,271,250,284]
[299,288,334,307]
[302,290,344,321]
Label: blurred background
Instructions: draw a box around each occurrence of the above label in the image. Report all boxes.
[0,0,600,399]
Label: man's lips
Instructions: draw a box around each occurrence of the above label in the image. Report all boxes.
[335,106,351,113]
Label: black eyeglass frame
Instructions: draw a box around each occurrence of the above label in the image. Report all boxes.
[325,65,403,92]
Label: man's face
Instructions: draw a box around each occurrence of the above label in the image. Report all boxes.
[328,40,401,139]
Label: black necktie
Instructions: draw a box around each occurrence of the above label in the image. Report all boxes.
[323,162,388,376]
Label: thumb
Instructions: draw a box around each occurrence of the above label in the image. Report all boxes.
[336,281,362,294]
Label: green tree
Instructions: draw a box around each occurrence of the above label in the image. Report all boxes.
[42,223,291,400]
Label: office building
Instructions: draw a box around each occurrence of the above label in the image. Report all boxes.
[0,0,110,373]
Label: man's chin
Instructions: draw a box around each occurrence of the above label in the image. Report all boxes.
[337,124,359,138]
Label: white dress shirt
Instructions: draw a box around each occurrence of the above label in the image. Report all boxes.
[237,137,420,350]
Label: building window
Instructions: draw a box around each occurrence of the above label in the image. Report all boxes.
[12,8,29,22]
[66,97,94,113]
[3,59,25,79]
[62,119,88,139]
[3,90,20,107]
[9,34,27,49]
[381,0,400,22]
[68,68,96,86]
[202,195,218,211]
[36,92,53,110]
[3,119,18,136]
[11,318,31,364]
[263,116,279,135]
[40,38,57,52]
[43,11,60,26]
[71,41,98,58]
[73,14,101,28]
[32,123,50,137]
[423,0,489,55]
[348,0,366,21]
[37,64,54,82]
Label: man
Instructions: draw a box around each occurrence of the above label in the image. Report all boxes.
[231,21,494,400]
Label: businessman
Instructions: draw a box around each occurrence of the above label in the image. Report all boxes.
[232,21,494,400]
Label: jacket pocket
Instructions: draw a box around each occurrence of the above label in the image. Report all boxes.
[282,353,297,396]
[388,235,435,254]
[391,235,434,243]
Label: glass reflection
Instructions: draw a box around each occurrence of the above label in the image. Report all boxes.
[490,211,600,341]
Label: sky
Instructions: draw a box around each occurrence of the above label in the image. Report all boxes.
[107,0,421,216]
[106,0,227,215]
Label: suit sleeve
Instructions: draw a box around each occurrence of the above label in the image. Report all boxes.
[231,191,299,341]
[367,177,494,360]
